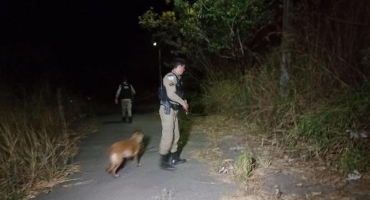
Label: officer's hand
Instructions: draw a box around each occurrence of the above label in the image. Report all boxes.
[115,99,118,104]
[183,102,189,112]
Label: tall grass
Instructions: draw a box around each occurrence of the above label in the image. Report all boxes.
[200,1,370,175]
[292,84,370,171]
[202,50,370,173]
[0,88,95,199]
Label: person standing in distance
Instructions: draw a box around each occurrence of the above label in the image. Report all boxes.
[115,77,136,123]
[158,58,189,171]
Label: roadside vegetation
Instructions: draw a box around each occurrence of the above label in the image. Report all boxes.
[1,0,369,199]
[201,51,370,174]
[0,86,98,200]
[140,0,370,193]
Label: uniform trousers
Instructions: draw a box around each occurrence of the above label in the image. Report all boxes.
[120,99,132,117]
[159,105,180,155]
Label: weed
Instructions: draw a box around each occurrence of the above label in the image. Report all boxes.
[256,156,272,168]
[337,147,370,173]
[233,151,255,181]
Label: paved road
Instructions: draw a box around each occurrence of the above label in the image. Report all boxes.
[33,101,236,200]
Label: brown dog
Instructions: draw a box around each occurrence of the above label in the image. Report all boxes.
[106,130,144,177]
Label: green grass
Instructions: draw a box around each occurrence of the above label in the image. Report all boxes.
[233,151,256,181]
[338,147,370,173]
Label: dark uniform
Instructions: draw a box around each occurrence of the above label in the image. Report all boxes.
[115,80,136,123]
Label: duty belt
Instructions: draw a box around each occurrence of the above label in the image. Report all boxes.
[160,100,180,110]
[170,104,180,110]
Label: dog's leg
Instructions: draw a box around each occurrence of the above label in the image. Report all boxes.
[134,154,141,167]
[112,163,120,177]
[111,155,123,178]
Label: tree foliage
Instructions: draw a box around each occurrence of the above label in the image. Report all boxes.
[139,0,280,68]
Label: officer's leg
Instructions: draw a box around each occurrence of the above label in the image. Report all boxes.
[121,99,127,122]
[171,111,179,152]
[170,111,186,165]
[159,106,176,171]
[123,100,130,122]
[127,100,133,123]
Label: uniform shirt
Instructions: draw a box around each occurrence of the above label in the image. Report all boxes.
[163,72,186,107]
[115,82,136,100]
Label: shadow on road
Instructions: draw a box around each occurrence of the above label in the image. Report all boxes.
[101,120,123,125]
[178,112,195,155]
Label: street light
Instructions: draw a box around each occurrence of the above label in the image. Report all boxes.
[153,42,162,85]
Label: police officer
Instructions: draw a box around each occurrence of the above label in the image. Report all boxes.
[115,77,136,123]
[158,58,189,171]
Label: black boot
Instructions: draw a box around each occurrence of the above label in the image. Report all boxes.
[171,152,187,165]
[128,117,132,123]
[160,154,176,171]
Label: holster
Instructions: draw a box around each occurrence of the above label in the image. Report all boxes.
[161,101,171,115]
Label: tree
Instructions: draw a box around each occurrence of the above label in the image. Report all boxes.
[139,0,279,69]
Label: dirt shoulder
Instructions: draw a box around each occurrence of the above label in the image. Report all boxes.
[191,115,370,200]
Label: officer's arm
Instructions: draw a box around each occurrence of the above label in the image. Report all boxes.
[163,76,186,107]
[130,85,136,96]
[115,85,121,100]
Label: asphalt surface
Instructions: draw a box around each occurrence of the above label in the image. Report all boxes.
[33,101,236,200]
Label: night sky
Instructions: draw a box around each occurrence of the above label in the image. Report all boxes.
[1,0,171,101]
